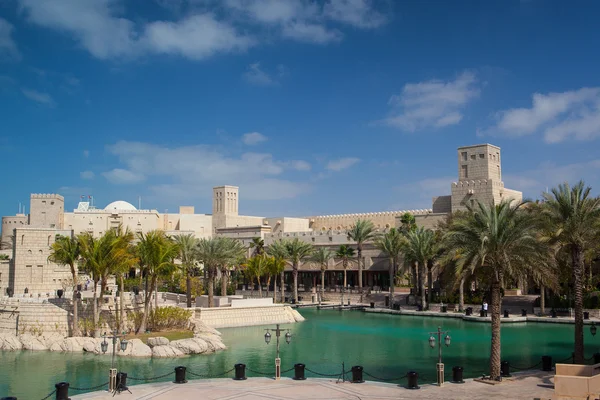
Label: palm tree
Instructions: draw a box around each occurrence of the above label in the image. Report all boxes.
[374,228,404,309]
[399,213,418,289]
[267,255,286,303]
[402,227,436,311]
[443,199,554,380]
[347,219,379,299]
[173,234,199,308]
[196,237,242,307]
[335,244,355,288]
[283,238,314,303]
[540,181,600,363]
[246,254,270,297]
[48,234,81,336]
[110,227,137,331]
[267,240,289,303]
[249,237,265,256]
[310,247,334,305]
[219,238,246,297]
[136,230,179,333]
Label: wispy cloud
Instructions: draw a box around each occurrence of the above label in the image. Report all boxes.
[242,132,268,145]
[102,168,146,185]
[21,88,55,106]
[80,170,95,180]
[17,0,387,61]
[326,157,360,171]
[0,18,21,61]
[83,149,90,158]
[378,71,480,132]
[481,87,600,143]
[243,62,286,86]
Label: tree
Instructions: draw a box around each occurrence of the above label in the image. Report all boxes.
[283,238,314,303]
[335,244,355,288]
[173,234,199,308]
[48,234,81,336]
[310,247,334,305]
[246,254,270,297]
[136,230,179,333]
[110,227,137,331]
[347,219,379,299]
[267,240,290,303]
[399,213,418,289]
[402,227,436,311]
[443,199,554,379]
[374,228,404,309]
[541,181,600,363]
[267,255,286,303]
[219,238,246,297]
[196,237,242,307]
[249,237,265,256]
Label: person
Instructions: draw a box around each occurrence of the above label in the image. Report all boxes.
[483,301,488,317]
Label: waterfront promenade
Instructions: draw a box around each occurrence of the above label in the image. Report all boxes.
[72,372,554,400]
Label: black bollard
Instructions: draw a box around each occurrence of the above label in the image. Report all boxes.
[465,307,472,316]
[552,309,557,318]
[442,305,447,313]
[234,363,247,380]
[584,312,590,320]
[115,372,128,392]
[522,309,527,317]
[174,366,187,384]
[504,309,509,318]
[480,309,485,317]
[351,366,364,383]
[452,366,464,383]
[542,356,553,372]
[500,361,511,377]
[594,353,600,364]
[54,382,70,400]
[406,371,419,389]
[293,364,306,380]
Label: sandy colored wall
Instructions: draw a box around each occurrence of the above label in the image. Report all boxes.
[194,305,303,328]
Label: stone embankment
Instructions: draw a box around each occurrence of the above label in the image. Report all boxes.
[0,318,225,358]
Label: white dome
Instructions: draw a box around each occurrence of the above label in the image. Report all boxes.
[104,200,137,211]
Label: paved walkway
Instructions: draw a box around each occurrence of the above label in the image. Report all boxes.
[72,372,555,400]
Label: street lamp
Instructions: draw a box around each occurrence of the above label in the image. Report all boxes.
[264,324,292,380]
[591,322,597,337]
[101,329,128,392]
[429,326,451,386]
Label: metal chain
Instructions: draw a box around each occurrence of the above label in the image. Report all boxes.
[510,360,542,371]
[40,389,56,400]
[188,367,235,378]
[246,367,273,376]
[281,367,295,374]
[556,355,574,364]
[362,371,408,382]
[305,367,344,377]
[128,370,174,381]
[70,381,109,391]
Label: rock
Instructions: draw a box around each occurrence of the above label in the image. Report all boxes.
[118,338,152,357]
[191,319,222,336]
[147,336,169,347]
[193,334,226,352]
[291,309,305,322]
[0,333,22,351]
[152,345,186,357]
[19,334,47,351]
[170,338,209,354]
[84,338,101,353]
[40,333,65,348]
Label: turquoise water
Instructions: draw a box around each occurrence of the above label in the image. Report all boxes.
[0,309,592,399]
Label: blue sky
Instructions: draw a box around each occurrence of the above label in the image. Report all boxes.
[1,0,600,218]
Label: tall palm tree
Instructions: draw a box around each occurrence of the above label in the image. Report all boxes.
[443,199,554,380]
[283,238,314,303]
[173,234,199,308]
[310,247,334,305]
[540,181,600,363]
[219,238,246,297]
[402,227,437,311]
[335,244,355,288]
[347,219,379,299]
[249,237,265,256]
[267,255,286,303]
[196,237,241,307]
[399,213,418,289]
[246,254,270,297]
[110,227,137,331]
[374,228,404,309]
[136,230,179,333]
[267,240,289,303]
[48,234,81,336]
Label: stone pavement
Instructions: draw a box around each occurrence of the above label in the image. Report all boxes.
[72,372,555,400]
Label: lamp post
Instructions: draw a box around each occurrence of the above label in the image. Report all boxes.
[264,324,292,380]
[429,326,451,386]
[101,329,129,392]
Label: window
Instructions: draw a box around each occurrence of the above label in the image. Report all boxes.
[470,154,476,160]
[479,154,484,159]
[461,152,467,161]
[50,224,55,228]
[42,201,46,204]
[51,201,54,205]
[461,165,468,179]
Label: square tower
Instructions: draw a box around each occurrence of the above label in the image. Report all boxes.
[29,194,64,228]
[212,186,238,216]
[457,144,501,182]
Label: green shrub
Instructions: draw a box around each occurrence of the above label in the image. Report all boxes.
[128,306,193,332]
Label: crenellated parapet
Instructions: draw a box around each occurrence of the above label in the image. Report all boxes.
[305,209,432,231]
[30,194,64,200]
[451,179,504,188]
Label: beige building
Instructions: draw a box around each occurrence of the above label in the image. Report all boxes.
[0,143,522,297]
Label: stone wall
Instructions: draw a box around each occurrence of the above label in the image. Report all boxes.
[0,300,70,336]
[305,209,431,232]
[29,194,64,229]
[194,305,304,328]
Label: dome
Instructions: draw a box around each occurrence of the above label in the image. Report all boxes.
[104,200,137,211]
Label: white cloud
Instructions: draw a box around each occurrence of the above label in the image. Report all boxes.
[0,18,21,61]
[80,170,95,180]
[483,87,600,143]
[102,140,312,201]
[83,149,90,157]
[102,168,146,184]
[323,0,388,29]
[18,0,387,61]
[243,62,278,86]
[379,71,480,132]
[21,88,55,106]
[326,157,360,171]
[242,132,268,145]
[288,160,311,171]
